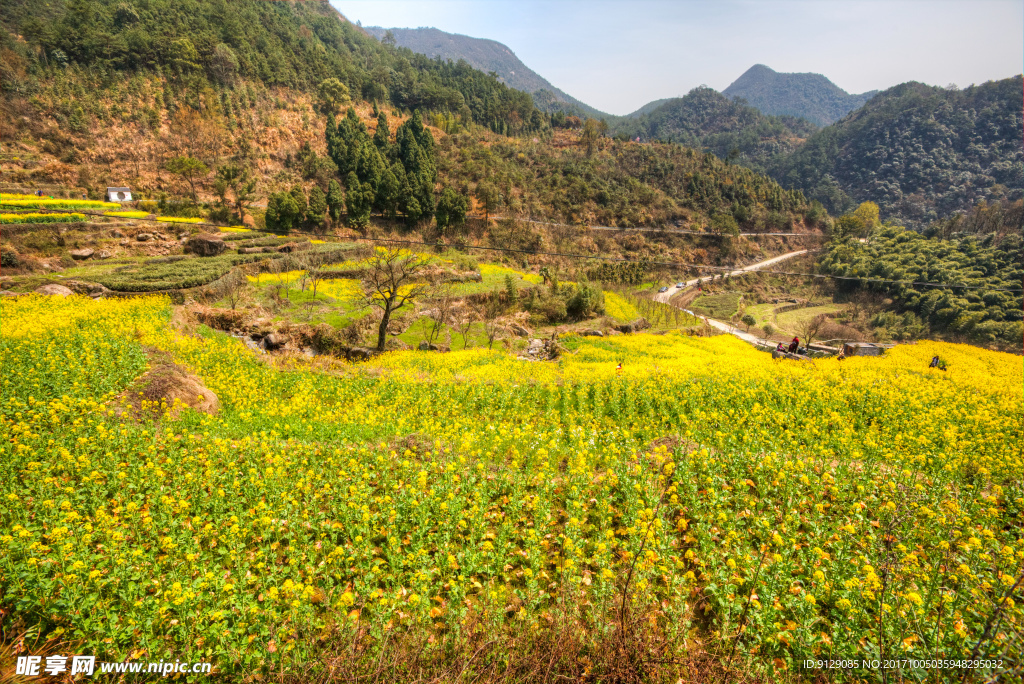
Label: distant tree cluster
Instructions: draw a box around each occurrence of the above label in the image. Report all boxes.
[608,87,817,172]
[324,107,463,227]
[772,78,1024,228]
[819,224,1023,348]
[4,0,546,136]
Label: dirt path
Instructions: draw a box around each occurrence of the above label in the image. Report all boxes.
[652,249,809,304]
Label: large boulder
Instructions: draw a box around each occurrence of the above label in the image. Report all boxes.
[579,329,604,337]
[262,332,288,351]
[35,284,74,297]
[69,248,94,260]
[347,347,378,361]
[510,323,532,337]
[617,317,651,334]
[184,233,227,257]
[63,281,109,297]
[135,232,153,242]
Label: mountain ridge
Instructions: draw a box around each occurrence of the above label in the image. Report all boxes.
[770,76,1024,226]
[723,64,877,126]
[363,26,610,119]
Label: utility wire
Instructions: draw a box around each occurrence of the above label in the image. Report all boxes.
[2,205,1021,293]
[345,235,1024,294]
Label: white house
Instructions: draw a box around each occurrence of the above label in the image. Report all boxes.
[106,187,132,202]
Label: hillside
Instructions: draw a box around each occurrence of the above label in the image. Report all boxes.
[723,64,876,126]
[609,87,818,172]
[363,26,609,119]
[818,225,1023,348]
[0,0,539,136]
[771,77,1024,227]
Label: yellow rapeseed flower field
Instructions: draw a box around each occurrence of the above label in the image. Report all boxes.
[1,294,1020,680]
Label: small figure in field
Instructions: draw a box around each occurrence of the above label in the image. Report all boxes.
[929,355,939,368]
[837,350,846,361]
[788,336,799,354]
[615,362,623,376]
[775,342,786,353]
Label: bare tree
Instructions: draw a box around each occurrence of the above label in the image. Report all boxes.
[454,304,478,349]
[422,283,456,348]
[267,257,290,302]
[302,251,328,300]
[483,298,504,349]
[797,314,829,349]
[223,269,251,310]
[361,247,429,351]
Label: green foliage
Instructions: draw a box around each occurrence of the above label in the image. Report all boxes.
[434,186,468,235]
[94,253,277,292]
[819,225,1024,348]
[10,0,545,135]
[585,260,650,286]
[326,180,345,223]
[722,64,877,127]
[440,133,812,230]
[344,171,373,227]
[609,87,817,172]
[772,77,1024,227]
[316,78,349,115]
[327,107,437,224]
[306,186,328,229]
[565,279,604,319]
[265,191,301,233]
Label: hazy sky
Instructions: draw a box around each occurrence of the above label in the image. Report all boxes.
[332,0,1023,115]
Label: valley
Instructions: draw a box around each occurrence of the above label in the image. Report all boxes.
[0,1,1021,681]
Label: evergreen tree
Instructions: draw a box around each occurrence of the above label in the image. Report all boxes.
[373,111,391,154]
[326,180,345,223]
[289,185,308,226]
[378,167,401,220]
[345,171,373,226]
[435,186,468,234]
[307,186,328,228]
[265,191,301,233]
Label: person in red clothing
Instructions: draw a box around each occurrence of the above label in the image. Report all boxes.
[788,336,799,354]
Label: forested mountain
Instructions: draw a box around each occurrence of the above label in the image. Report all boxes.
[363,26,608,119]
[723,64,876,126]
[771,77,1024,228]
[0,0,542,136]
[609,87,817,172]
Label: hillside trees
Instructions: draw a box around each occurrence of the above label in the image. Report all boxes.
[818,224,1023,348]
[435,187,469,235]
[166,155,208,203]
[215,164,257,222]
[326,108,438,225]
[771,77,1024,227]
[10,0,545,136]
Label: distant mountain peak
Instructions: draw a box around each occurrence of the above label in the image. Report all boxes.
[363,26,609,119]
[724,65,876,126]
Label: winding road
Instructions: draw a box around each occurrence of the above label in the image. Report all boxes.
[653,248,811,345]
[652,249,809,304]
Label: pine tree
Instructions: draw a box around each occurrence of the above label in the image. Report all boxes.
[307,186,328,228]
[345,171,372,227]
[373,111,390,154]
[326,180,345,223]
